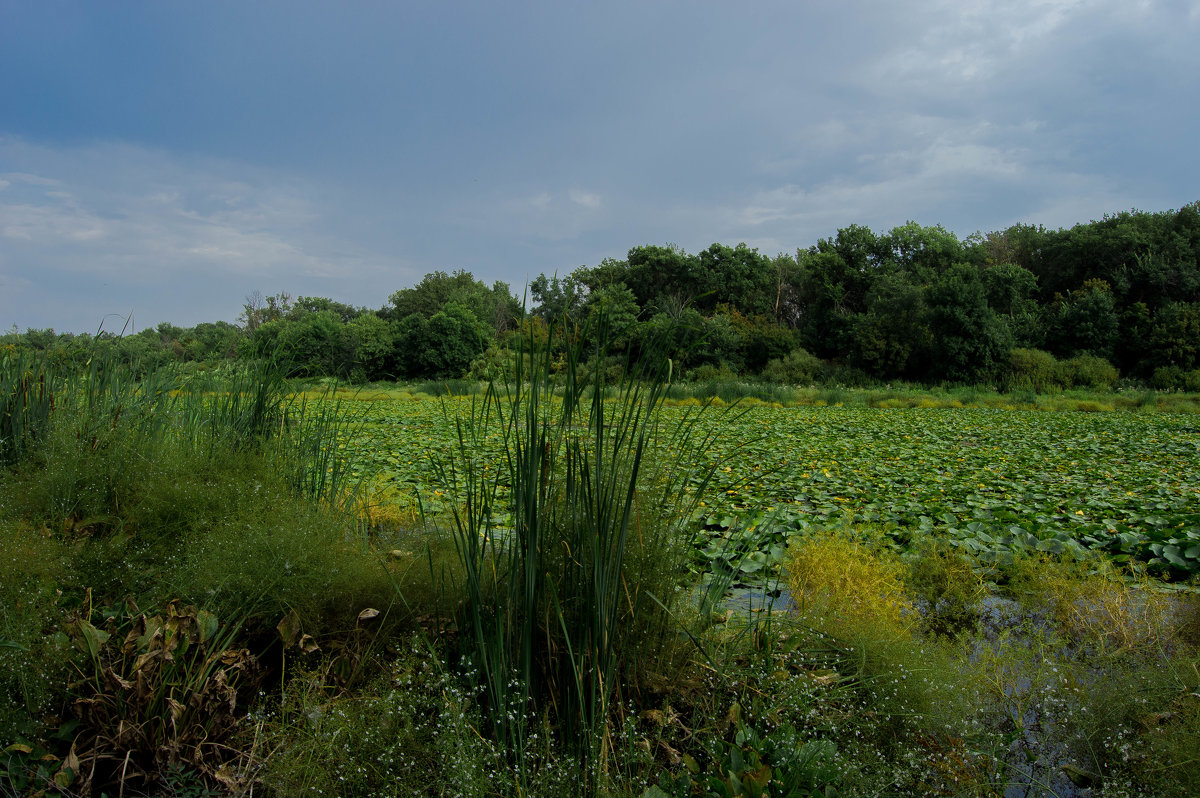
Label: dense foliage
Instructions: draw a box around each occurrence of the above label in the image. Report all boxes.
[5,203,1200,391]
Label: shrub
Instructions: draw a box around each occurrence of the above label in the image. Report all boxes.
[1058,354,1119,390]
[1151,366,1200,392]
[1003,348,1060,393]
[687,362,738,383]
[760,346,822,385]
[820,363,872,388]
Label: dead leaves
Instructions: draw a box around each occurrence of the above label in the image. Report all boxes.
[64,599,261,795]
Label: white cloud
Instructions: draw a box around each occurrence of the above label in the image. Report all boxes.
[0,137,420,330]
[481,187,611,242]
[864,0,1086,89]
[568,189,602,209]
[0,138,404,284]
[1,198,107,242]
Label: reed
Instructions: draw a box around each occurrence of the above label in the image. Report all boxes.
[0,349,62,465]
[431,313,719,793]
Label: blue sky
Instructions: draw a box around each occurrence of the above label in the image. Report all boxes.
[2,0,1198,334]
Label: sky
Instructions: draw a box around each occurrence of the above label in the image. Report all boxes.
[2,0,1198,334]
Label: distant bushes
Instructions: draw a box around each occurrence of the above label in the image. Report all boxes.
[1151,365,1200,392]
[760,346,822,385]
[1002,348,1119,392]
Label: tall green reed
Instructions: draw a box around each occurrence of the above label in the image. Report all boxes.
[274,391,365,515]
[2,346,361,515]
[169,356,366,515]
[1,347,180,466]
[432,314,720,793]
[169,354,292,453]
[0,349,62,465]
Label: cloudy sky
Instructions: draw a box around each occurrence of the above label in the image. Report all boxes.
[2,0,1198,334]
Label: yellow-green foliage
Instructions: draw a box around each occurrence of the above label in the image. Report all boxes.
[781,534,1200,794]
[1037,396,1116,413]
[1009,556,1173,657]
[785,530,914,639]
[904,538,988,637]
[783,529,981,744]
[354,474,421,533]
[1006,347,1061,393]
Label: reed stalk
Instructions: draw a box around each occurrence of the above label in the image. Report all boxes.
[433,312,721,793]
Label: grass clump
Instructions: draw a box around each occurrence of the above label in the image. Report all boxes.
[429,313,721,795]
[785,529,914,637]
[1009,556,1176,657]
[904,537,989,638]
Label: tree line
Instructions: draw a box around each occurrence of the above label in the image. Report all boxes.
[5,203,1200,390]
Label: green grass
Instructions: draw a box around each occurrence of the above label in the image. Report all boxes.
[4,346,1200,797]
[0,349,449,795]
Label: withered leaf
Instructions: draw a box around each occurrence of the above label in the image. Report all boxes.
[277,609,302,647]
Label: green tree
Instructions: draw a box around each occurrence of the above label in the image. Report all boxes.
[1114,302,1154,375]
[620,245,706,310]
[274,311,353,377]
[1148,302,1200,371]
[530,273,587,324]
[723,310,794,373]
[189,321,242,361]
[695,243,775,316]
[924,263,1013,383]
[789,248,866,359]
[980,262,1042,348]
[1044,279,1119,360]
[291,296,364,323]
[345,313,397,381]
[396,303,489,378]
[388,270,519,337]
[878,221,963,283]
[240,291,292,331]
[581,283,640,349]
[635,307,706,371]
[851,272,929,379]
[692,312,746,372]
